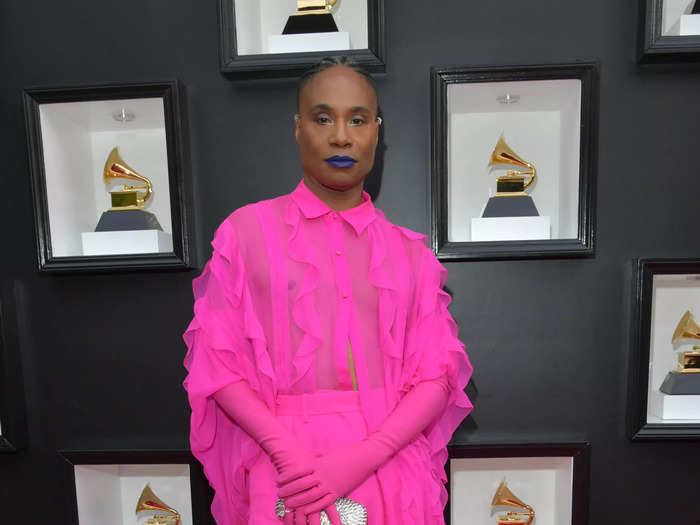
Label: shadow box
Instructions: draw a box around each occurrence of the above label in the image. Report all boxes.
[59,450,214,525]
[23,81,192,273]
[218,0,386,77]
[639,0,700,62]
[430,63,598,261]
[446,443,590,525]
[0,282,27,453]
[628,258,700,440]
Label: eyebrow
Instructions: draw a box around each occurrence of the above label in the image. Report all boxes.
[310,104,333,112]
[309,104,371,113]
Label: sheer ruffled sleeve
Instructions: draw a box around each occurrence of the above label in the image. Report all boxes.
[183,216,275,525]
[402,245,473,509]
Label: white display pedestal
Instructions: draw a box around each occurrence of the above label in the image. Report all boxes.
[650,389,700,420]
[680,14,700,35]
[471,216,551,242]
[267,32,351,54]
[81,230,173,256]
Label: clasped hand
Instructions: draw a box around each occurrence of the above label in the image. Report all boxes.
[275,442,377,525]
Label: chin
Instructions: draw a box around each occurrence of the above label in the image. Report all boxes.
[311,167,368,192]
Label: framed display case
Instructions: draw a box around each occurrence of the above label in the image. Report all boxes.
[628,258,700,440]
[0,282,27,453]
[639,0,700,62]
[23,81,192,273]
[59,450,214,525]
[446,443,590,525]
[430,63,598,261]
[218,0,385,77]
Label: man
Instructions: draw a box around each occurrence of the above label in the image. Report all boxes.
[183,57,472,525]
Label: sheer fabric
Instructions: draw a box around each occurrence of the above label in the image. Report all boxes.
[183,180,473,524]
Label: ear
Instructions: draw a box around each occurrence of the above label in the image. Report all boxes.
[294,114,301,144]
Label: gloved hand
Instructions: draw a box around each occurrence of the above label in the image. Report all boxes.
[277,376,450,515]
[212,380,316,484]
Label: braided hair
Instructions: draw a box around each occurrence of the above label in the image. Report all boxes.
[296,56,378,110]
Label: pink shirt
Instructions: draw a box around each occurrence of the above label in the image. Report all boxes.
[184,180,473,523]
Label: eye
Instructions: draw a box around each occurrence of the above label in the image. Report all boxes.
[349,116,367,126]
[314,113,334,125]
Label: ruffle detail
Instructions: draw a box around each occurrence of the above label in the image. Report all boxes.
[367,221,400,359]
[397,246,474,520]
[182,217,276,525]
[284,201,322,388]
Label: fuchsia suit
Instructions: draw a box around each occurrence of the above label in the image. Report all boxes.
[183,180,473,524]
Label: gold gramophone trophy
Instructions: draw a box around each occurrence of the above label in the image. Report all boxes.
[94,147,163,232]
[660,310,700,395]
[283,0,339,34]
[491,479,535,525]
[482,135,540,218]
[135,484,181,525]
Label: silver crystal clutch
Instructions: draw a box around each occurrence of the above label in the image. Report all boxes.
[275,497,367,525]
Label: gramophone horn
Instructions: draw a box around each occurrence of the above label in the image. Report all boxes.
[491,479,529,509]
[103,147,153,208]
[491,479,535,525]
[135,484,180,524]
[672,310,700,344]
[488,135,536,190]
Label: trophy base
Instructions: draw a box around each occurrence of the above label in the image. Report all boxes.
[95,209,163,232]
[283,13,338,34]
[660,371,700,395]
[482,195,539,218]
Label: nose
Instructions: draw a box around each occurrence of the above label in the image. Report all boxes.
[329,121,352,148]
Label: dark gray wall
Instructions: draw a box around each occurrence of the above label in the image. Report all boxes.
[2,1,700,523]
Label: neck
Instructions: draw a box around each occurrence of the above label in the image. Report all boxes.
[302,175,364,211]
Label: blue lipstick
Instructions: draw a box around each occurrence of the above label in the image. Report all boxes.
[325,155,357,168]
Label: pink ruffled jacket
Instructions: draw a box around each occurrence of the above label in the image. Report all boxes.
[183,181,473,524]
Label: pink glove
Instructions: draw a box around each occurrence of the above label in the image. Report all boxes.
[277,376,450,515]
[212,380,316,485]
[213,381,344,525]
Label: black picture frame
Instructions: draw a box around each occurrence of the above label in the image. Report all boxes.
[639,0,700,62]
[59,449,215,524]
[628,258,700,441]
[23,81,193,273]
[430,63,599,261]
[445,442,590,525]
[218,0,386,78]
[0,283,27,453]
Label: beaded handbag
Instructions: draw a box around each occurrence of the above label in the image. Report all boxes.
[275,497,367,525]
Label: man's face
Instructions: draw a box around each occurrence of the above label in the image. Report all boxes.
[295,66,380,193]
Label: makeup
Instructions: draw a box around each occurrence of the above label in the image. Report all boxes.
[325,155,357,168]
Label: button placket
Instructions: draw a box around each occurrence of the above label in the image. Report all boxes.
[327,214,353,389]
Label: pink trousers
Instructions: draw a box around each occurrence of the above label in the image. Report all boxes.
[247,389,387,524]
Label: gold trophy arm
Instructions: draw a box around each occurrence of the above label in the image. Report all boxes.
[106,172,153,206]
[122,182,153,206]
